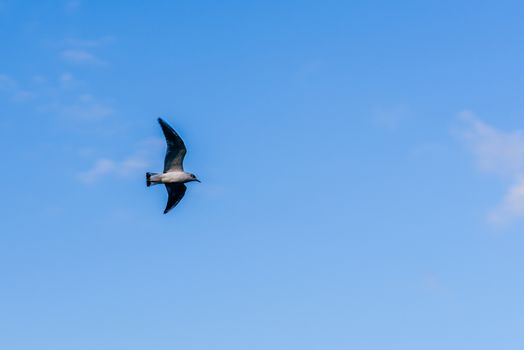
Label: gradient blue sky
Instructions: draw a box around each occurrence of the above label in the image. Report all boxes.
[2,1,524,349]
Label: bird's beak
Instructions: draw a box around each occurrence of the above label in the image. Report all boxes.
[195,179,201,183]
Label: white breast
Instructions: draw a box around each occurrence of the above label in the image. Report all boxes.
[160,171,188,184]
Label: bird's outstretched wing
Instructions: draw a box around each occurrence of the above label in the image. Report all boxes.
[158,118,187,172]
[164,183,187,214]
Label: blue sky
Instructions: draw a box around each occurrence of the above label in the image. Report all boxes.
[2,0,524,349]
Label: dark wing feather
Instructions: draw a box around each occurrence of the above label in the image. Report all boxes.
[158,118,187,172]
[164,183,187,214]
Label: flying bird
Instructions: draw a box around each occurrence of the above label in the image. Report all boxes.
[146,118,200,214]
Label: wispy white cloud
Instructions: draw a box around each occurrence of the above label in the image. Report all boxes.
[2,72,113,122]
[488,179,524,224]
[57,93,113,120]
[77,158,116,184]
[460,110,524,177]
[459,110,524,224]
[0,74,17,90]
[59,35,113,66]
[61,49,104,65]
[1,33,115,124]
[77,139,164,184]
[0,74,35,102]
[372,105,411,131]
[58,72,84,90]
[32,75,48,84]
[63,36,114,48]
[421,272,448,294]
[65,0,82,14]
[12,90,35,102]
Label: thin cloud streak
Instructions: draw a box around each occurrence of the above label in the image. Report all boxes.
[77,138,164,184]
[57,94,113,121]
[0,74,35,102]
[63,36,114,48]
[65,0,82,13]
[61,49,105,65]
[0,72,114,122]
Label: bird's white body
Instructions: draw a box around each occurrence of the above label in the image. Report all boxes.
[149,171,195,185]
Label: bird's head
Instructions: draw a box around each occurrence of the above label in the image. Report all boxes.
[189,173,201,183]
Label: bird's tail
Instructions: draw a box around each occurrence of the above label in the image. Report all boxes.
[146,172,158,187]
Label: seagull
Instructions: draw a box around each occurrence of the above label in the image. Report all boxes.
[146,118,200,214]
